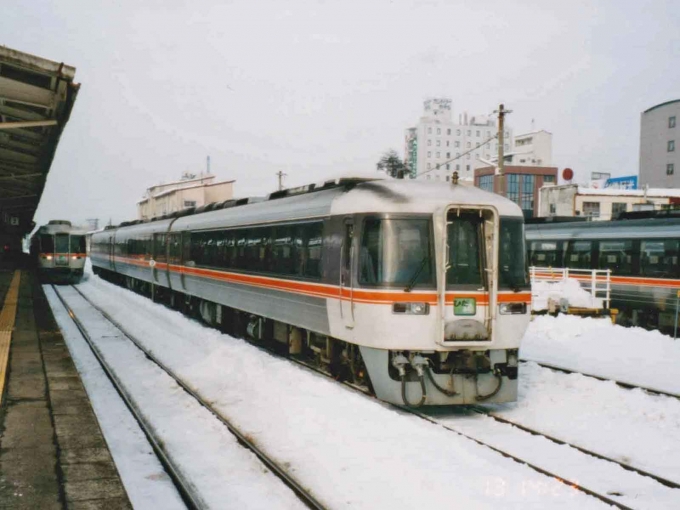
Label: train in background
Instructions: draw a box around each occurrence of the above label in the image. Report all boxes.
[31,220,87,283]
[91,177,532,407]
[526,213,680,331]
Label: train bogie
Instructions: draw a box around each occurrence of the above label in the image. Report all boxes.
[91,178,531,406]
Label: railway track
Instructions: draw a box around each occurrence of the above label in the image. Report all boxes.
[60,279,680,510]
[520,358,680,400]
[52,284,326,510]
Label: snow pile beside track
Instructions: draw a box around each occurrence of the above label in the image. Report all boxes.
[531,279,602,311]
[522,314,680,395]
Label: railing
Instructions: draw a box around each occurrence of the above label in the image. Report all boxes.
[530,266,611,310]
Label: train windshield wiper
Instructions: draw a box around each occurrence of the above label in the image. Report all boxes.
[404,256,429,293]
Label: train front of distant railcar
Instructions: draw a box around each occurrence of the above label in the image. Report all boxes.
[34,222,87,284]
[334,183,531,406]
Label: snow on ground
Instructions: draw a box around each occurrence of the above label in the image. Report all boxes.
[47,286,306,510]
[71,273,610,509]
[427,408,680,510]
[522,314,680,396]
[532,278,603,311]
[491,361,680,485]
[45,286,187,510]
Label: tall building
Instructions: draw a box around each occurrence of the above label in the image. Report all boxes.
[404,98,513,182]
[639,99,680,188]
[137,172,235,220]
[487,130,552,167]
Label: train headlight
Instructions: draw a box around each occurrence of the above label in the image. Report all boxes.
[46,255,52,260]
[392,302,430,315]
[499,302,527,315]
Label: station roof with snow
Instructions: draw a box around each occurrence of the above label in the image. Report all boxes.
[0,46,79,236]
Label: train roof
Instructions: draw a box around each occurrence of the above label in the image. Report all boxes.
[98,177,523,236]
[526,216,680,241]
[34,222,88,236]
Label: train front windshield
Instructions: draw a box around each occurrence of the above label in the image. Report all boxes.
[498,218,529,290]
[359,218,434,287]
[55,234,69,254]
[70,235,86,254]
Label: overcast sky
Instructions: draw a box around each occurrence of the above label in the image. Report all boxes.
[3,0,679,226]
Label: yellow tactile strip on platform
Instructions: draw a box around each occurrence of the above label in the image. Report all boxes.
[0,271,21,399]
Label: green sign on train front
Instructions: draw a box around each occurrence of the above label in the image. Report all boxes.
[454,298,476,316]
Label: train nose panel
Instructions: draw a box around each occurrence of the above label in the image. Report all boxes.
[444,319,489,341]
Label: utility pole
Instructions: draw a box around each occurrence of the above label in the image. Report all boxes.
[495,103,512,176]
[207,155,211,174]
[276,170,287,191]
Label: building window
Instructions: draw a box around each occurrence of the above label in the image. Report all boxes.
[427,151,431,157]
[543,175,556,183]
[486,131,491,137]
[456,129,461,135]
[446,164,450,170]
[670,116,677,128]
[669,140,676,152]
[427,163,431,169]
[476,130,480,137]
[466,154,471,159]
[612,203,627,216]
[456,152,460,157]
[446,141,450,147]
[507,174,519,203]
[549,204,556,214]
[521,175,534,214]
[466,164,470,171]
[446,176,450,181]
[466,142,471,148]
[428,139,432,146]
[184,200,197,207]
[447,129,451,135]
[446,152,450,158]
[428,127,432,134]
[466,130,471,136]
[582,202,600,218]
[668,163,675,175]
[479,175,494,192]
[436,140,441,147]
[437,128,441,135]
[436,152,440,158]
[455,141,460,148]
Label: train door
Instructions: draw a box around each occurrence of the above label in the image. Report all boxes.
[108,235,115,271]
[167,232,183,290]
[340,219,355,328]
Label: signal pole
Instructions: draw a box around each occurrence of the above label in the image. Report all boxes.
[276,170,287,191]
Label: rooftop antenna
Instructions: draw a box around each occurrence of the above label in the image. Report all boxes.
[276,170,287,191]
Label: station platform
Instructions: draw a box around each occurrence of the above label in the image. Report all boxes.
[0,270,131,509]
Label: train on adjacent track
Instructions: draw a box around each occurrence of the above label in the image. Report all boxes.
[91,177,532,407]
[31,220,87,283]
[526,214,680,331]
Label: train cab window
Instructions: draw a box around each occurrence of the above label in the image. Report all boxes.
[641,239,679,278]
[499,218,529,289]
[40,235,54,253]
[55,234,69,254]
[360,218,433,287]
[598,240,633,274]
[446,213,483,287]
[529,241,562,267]
[566,241,592,269]
[70,236,86,254]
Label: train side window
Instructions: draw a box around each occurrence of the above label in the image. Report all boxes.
[529,241,560,266]
[168,234,182,265]
[272,226,295,275]
[641,239,679,277]
[223,231,235,269]
[154,234,167,262]
[304,223,323,278]
[598,240,632,274]
[567,241,592,269]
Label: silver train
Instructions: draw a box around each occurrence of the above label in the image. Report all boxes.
[91,177,532,406]
[31,220,87,283]
[526,216,680,330]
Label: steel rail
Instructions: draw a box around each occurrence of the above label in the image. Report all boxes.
[520,358,680,400]
[69,285,327,510]
[51,285,205,510]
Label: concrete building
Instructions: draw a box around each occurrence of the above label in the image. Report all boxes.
[538,184,680,221]
[639,99,680,188]
[137,173,235,220]
[474,166,558,218]
[490,130,552,167]
[404,98,513,182]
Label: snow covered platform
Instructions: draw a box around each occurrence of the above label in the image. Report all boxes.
[0,270,131,508]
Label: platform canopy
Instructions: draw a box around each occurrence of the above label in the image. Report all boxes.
[0,46,79,236]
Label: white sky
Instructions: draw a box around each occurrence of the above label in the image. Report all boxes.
[2,0,679,226]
